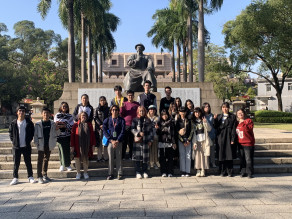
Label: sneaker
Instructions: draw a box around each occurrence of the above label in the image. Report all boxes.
[107,175,114,180]
[200,170,205,177]
[185,174,190,177]
[196,170,201,177]
[168,174,173,177]
[136,173,142,179]
[38,177,44,184]
[28,177,36,183]
[10,178,18,185]
[162,173,167,177]
[181,174,185,177]
[150,163,154,169]
[43,176,52,182]
[156,162,160,168]
[66,166,73,171]
[117,175,123,180]
[76,173,81,180]
[59,166,64,172]
[143,173,149,179]
[84,173,89,180]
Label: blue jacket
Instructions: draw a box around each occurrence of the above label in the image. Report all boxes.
[103,116,125,142]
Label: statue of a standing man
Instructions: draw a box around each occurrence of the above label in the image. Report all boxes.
[123,44,157,92]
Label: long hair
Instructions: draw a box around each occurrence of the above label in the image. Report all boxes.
[185,99,194,111]
[160,109,170,121]
[99,96,108,107]
[193,107,203,120]
[58,102,69,113]
[201,102,211,115]
[236,108,247,120]
[78,111,88,120]
[136,106,147,118]
[174,97,182,109]
[81,94,90,106]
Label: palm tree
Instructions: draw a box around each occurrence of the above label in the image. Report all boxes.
[38,0,75,83]
[197,0,223,82]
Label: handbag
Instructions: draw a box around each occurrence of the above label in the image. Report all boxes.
[134,136,143,143]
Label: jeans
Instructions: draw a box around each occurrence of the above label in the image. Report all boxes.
[107,142,123,176]
[122,126,134,159]
[178,141,191,174]
[37,145,51,178]
[239,145,254,175]
[13,146,33,178]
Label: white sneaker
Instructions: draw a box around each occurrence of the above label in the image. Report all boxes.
[10,178,18,185]
[181,174,185,177]
[162,173,167,177]
[200,170,205,177]
[38,177,44,184]
[168,174,173,177]
[185,174,190,177]
[66,166,72,171]
[84,173,89,180]
[59,166,64,172]
[136,173,142,179]
[76,173,81,180]
[196,170,201,177]
[143,173,149,179]
[28,177,36,183]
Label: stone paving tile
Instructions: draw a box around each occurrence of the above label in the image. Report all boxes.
[223,213,283,219]
[143,194,189,201]
[244,204,292,213]
[0,211,43,219]
[37,191,82,198]
[99,194,143,202]
[62,185,104,191]
[212,198,264,206]
[120,200,167,209]
[164,187,205,194]
[229,191,277,199]
[20,202,74,212]
[280,213,292,219]
[54,196,99,203]
[70,201,121,211]
[92,209,145,218]
[80,189,122,196]
[39,210,93,218]
[6,197,54,205]
[167,199,216,208]
[142,182,182,189]
[120,217,171,219]
[0,203,26,213]
[173,215,227,219]
[145,207,198,217]
[103,183,142,190]
[195,206,250,216]
[187,192,233,200]
[123,188,165,195]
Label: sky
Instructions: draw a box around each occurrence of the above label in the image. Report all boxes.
[0,0,253,53]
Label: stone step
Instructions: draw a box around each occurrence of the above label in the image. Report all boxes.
[0,147,59,155]
[255,150,292,157]
[255,143,292,150]
[255,138,292,144]
[1,164,292,179]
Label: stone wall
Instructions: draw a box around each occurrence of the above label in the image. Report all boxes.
[54,82,222,115]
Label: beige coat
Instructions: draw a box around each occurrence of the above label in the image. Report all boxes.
[193,120,212,156]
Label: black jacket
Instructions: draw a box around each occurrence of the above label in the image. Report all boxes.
[94,105,110,131]
[156,119,176,144]
[72,103,94,122]
[9,118,34,149]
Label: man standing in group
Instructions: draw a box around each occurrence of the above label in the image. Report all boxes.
[159,86,175,114]
[110,85,128,108]
[9,106,35,185]
[120,90,140,160]
[137,80,157,111]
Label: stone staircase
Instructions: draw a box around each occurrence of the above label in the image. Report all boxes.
[0,138,292,179]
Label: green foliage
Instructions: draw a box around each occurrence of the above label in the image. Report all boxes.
[246,87,256,99]
[223,0,292,111]
[255,110,292,123]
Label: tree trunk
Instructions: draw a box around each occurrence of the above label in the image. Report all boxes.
[81,12,86,83]
[187,13,193,82]
[67,0,75,83]
[171,43,175,82]
[87,26,92,83]
[93,52,98,83]
[198,0,205,82]
[98,48,103,82]
[183,45,187,82]
[276,91,283,111]
[176,42,181,82]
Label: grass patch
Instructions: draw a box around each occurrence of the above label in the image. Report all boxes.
[0,128,8,133]
[254,122,292,131]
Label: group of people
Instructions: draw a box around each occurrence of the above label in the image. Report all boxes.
[8,80,255,185]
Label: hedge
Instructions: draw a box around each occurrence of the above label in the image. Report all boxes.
[254,110,292,123]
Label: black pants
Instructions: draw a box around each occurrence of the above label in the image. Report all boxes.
[159,147,174,175]
[122,126,134,159]
[135,161,148,174]
[219,160,233,175]
[37,145,51,178]
[13,146,33,178]
[239,145,254,175]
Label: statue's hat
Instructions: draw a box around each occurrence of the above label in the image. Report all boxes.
[135,43,145,51]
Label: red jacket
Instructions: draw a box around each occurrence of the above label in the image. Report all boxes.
[70,121,96,158]
[236,118,255,146]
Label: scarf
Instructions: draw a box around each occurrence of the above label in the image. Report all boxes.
[114,96,125,108]
[78,121,90,160]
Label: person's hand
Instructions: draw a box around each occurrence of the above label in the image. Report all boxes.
[100,125,103,129]
[214,114,218,119]
[193,143,197,150]
[203,117,207,123]
[140,132,144,137]
[148,142,152,147]
[155,124,159,129]
[172,144,177,150]
[70,147,74,153]
[231,141,234,144]
[184,141,190,147]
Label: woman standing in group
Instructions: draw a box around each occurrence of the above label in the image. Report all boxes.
[131,106,153,179]
[156,109,176,177]
[193,107,211,177]
[147,105,160,169]
[168,103,178,120]
[94,96,110,162]
[185,99,194,120]
[174,97,182,111]
[54,102,74,172]
[202,102,216,168]
[175,106,194,177]
[214,102,237,177]
[236,108,255,178]
[71,112,96,180]
[73,94,94,123]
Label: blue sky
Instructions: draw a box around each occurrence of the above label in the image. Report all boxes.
[0,0,252,52]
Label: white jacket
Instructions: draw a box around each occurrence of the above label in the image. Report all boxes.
[34,120,59,151]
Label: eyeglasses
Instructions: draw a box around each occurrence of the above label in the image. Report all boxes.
[18,110,25,112]
[112,109,119,112]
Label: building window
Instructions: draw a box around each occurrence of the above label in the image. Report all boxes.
[157,59,163,65]
[288,83,292,91]
[111,59,117,65]
[266,84,271,92]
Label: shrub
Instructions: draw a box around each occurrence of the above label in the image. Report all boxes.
[255,110,292,123]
